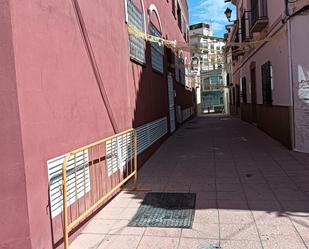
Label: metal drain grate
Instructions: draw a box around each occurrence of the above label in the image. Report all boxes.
[128,192,196,228]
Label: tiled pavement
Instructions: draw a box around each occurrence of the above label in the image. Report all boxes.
[70,116,309,249]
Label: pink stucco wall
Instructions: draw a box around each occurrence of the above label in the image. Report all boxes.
[237,0,291,106]
[0,1,31,248]
[240,37,290,106]
[2,0,193,248]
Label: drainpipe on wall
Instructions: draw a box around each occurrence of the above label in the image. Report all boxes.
[285,0,296,150]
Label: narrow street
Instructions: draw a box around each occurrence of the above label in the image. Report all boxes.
[70,116,309,249]
[2,1,309,248]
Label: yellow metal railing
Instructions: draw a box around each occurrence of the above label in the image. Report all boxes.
[61,128,137,248]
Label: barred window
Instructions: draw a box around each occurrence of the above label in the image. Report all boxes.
[127,0,145,64]
[261,61,273,105]
[241,77,247,103]
[149,23,164,73]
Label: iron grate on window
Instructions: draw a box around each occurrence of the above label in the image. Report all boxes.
[149,23,164,73]
[127,0,145,64]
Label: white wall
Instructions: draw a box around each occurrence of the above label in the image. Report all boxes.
[291,14,309,153]
[240,27,291,106]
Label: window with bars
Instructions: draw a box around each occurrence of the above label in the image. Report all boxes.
[127,0,145,64]
[261,61,273,105]
[241,77,247,103]
[149,23,164,73]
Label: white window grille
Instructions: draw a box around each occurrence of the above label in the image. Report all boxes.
[47,151,90,218]
[127,0,145,64]
[136,117,167,154]
[106,132,133,176]
[149,23,164,73]
[106,117,168,174]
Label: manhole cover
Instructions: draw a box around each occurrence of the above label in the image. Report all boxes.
[128,192,196,228]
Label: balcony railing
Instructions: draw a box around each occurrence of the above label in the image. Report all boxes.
[250,0,268,33]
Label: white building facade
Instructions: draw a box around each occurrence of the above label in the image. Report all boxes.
[189,23,228,114]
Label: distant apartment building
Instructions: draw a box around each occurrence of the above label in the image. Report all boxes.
[189,23,228,114]
[0,0,194,248]
[226,0,309,151]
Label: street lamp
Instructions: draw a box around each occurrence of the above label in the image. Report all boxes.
[224,7,233,22]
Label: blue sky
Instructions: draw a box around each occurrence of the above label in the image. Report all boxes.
[188,0,236,37]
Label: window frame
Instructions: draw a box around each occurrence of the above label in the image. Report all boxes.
[261,61,273,105]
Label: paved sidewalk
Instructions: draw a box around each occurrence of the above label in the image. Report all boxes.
[70,116,309,249]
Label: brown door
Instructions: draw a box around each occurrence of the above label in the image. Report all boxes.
[250,67,257,123]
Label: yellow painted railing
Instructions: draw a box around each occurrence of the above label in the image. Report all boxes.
[61,128,137,248]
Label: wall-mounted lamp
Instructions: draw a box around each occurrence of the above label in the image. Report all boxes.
[224,7,233,22]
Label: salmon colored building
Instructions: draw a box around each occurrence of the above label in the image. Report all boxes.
[0,0,194,248]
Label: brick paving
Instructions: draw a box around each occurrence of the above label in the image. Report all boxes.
[70,116,309,249]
